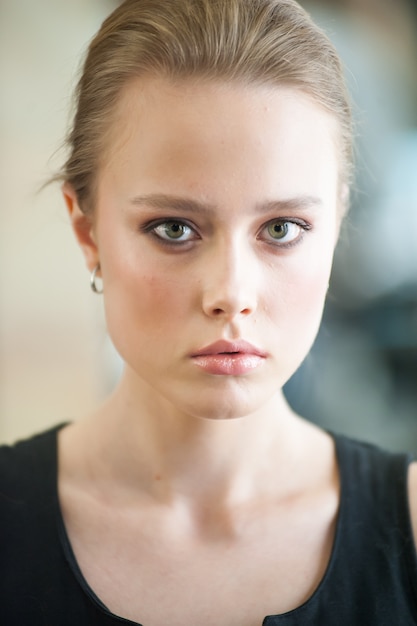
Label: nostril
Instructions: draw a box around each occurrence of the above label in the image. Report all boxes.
[209,306,252,317]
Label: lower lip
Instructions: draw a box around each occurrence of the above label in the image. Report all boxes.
[192,354,264,376]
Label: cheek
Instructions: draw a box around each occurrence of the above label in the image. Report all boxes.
[267,250,332,331]
[296,259,330,305]
[97,220,188,324]
[102,262,191,353]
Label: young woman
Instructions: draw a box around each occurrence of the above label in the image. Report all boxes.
[1,1,417,624]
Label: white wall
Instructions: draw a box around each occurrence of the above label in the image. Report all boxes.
[0,0,118,442]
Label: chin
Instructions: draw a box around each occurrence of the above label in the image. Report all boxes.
[171,381,278,422]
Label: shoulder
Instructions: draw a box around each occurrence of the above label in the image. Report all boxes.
[333,433,417,539]
[333,432,410,486]
[0,425,66,567]
[408,462,417,549]
[339,435,417,554]
[0,425,86,623]
[0,424,65,505]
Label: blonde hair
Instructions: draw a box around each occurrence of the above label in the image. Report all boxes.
[61,0,353,213]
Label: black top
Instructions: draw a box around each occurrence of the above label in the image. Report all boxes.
[1,424,417,625]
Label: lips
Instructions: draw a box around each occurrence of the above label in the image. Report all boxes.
[191,340,267,376]
[192,340,267,358]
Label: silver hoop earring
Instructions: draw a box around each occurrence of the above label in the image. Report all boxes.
[90,263,103,294]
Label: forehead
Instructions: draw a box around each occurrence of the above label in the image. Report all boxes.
[99,76,340,207]
[110,75,339,144]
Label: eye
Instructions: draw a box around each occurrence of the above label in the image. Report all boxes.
[152,221,195,242]
[260,219,309,246]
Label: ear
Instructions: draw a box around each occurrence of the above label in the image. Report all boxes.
[63,183,99,272]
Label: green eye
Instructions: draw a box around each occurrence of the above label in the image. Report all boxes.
[154,221,193,241]
[262,220,304,246]
[164,223,187,239]
[267,222,289,239]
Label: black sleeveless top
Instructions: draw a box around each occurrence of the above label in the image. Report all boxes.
[1,425,417,625]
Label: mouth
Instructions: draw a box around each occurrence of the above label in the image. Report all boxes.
[191,340,267,376]
[192,340,267,358]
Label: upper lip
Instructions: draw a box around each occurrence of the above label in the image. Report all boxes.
[191,340,267,358]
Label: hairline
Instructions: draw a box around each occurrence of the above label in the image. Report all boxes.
[86,71,347,216]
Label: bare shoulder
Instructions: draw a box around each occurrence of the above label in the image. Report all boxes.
[408,461,417,547]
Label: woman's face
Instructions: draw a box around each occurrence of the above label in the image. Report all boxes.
[81,77,341,420]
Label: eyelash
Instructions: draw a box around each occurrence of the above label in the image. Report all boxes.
[141,219,198,247]
[259,217,312,248]
[140,217,312,249]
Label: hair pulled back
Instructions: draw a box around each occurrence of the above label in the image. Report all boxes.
[61,0,353,214]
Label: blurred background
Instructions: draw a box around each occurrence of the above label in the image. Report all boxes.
[1,0,416,449]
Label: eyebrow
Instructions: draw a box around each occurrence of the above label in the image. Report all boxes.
[129,193,323,214]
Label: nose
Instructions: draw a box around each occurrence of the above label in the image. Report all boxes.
[201,239,257,320]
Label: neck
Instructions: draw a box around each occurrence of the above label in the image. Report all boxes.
[81,370,308,511]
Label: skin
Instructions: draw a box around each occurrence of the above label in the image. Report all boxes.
[67,77,341,422]
[61,77,417,625]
